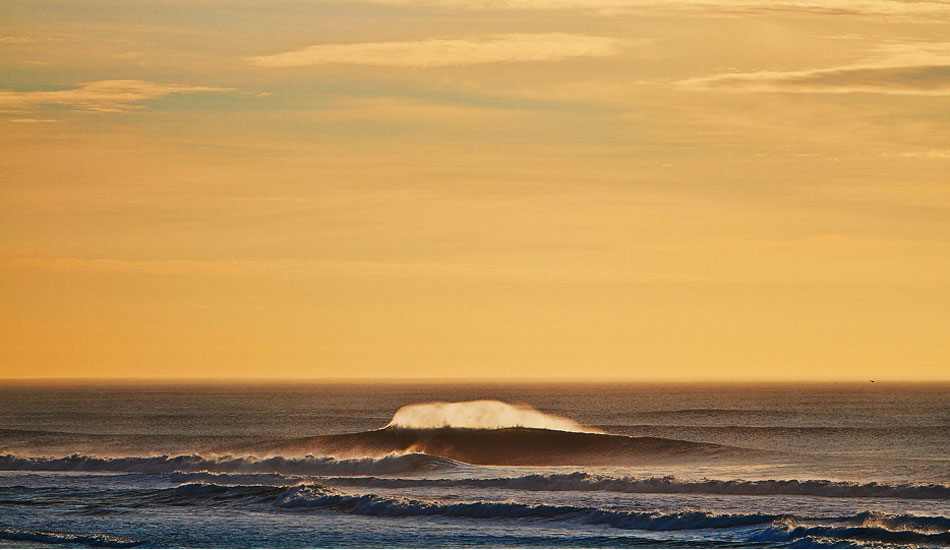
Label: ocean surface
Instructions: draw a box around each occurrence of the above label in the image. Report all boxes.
[0,381,947,548]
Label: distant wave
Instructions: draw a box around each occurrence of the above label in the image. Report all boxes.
[255,426,749,465]
[0,452,457,476]
[0,529,141,548]
[319,472,950,500]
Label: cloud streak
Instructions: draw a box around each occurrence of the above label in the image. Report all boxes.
[372,0,950,19]
[0,80,232,113]
[246,33,623,68]
[680,42,950,95]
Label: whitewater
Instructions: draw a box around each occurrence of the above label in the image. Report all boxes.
[1,382,948,548]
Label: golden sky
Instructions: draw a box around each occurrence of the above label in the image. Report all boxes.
[2,0,949,380]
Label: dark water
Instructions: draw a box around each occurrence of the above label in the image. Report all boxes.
[0,381,947,548]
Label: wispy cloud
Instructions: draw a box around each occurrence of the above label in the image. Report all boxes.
[680,42,950,95]
[246,33,623,68]
[372,0,950,19]
[7,118,59,124]
[897,150,950,159]
[0,80,232,113]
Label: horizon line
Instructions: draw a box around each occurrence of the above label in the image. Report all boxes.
[1,376,947,386]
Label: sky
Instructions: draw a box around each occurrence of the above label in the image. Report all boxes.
[1,0,949,381]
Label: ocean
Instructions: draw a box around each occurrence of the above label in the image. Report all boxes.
[0,381,947,548]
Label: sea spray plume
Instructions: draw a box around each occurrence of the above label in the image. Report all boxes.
[386,400,603,433]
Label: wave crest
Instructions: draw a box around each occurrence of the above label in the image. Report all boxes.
[386,400,601,433]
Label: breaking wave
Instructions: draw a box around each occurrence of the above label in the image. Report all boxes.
[321,472,950,500]
[0,452,458,476]
[218,400,757,465]
[0,402,758,467]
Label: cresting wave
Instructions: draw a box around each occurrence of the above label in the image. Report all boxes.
[0,401,758,467]
[225,400,757,465]
[0,452,457,476]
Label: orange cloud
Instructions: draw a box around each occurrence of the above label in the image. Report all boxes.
[246,33,623,68]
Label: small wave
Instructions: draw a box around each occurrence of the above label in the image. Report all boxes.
[754,523,950,546]
[854,510,950,532]
[0,528,141,548]
[324,472,950,500]
[157,483,288,506]
[0,452,458,476]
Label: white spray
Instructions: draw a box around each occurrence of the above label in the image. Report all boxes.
[386,400,603,433]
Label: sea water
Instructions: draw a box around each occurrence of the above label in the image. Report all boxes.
[0,382,947,548]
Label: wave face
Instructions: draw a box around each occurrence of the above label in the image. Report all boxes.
[386,400,601,433]
[258,426,747,466]
[320,472,950,500]
[0,452,457,476]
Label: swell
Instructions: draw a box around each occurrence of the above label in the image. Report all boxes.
[248,426,753,466]
[0,452,458,476]
[318,472,950,500]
